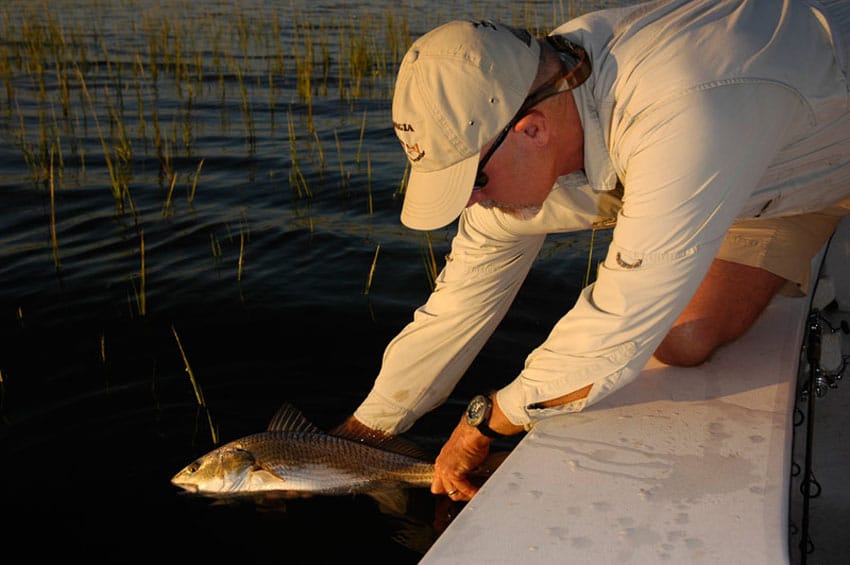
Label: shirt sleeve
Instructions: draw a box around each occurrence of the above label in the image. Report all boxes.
[352,215,544,434]
[353,175,620,434]
[358,83,805,433]
[498,83,806,427]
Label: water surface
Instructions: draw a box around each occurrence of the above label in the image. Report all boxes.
[0,1,621,561]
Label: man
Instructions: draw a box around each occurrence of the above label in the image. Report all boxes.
[333,0,850,502]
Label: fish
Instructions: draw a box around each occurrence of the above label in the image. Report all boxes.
[170,403,435,500]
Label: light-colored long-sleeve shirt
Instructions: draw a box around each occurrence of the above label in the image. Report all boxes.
[355,0,850,433]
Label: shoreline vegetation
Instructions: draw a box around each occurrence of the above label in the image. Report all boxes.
[0,0,598,288]
[1,1,586,190]
[0,0,610,432]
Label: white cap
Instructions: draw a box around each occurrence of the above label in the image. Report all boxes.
[392,20,540,231]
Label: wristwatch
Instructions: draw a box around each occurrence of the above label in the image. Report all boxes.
[465,394,506,439]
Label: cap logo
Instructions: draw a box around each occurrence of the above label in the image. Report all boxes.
[470,20,499,31]
[400,140,425,162]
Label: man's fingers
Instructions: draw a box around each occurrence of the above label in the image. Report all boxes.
[432,470,477,499]
[430,475,447,496]
[445,482,478,501]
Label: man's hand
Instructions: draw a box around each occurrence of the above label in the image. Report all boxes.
[433,394,526,501]
[329,416,391,448]
[432,417,492,501]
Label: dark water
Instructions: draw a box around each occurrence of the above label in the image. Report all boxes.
[0,1,622,562]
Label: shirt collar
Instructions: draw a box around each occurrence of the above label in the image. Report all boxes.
[571,71,620,193]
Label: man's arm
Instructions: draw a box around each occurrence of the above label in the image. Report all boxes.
[434,83,806,499]
[498,82,805,427]
[351,223,546,435]
[348,174,622,437]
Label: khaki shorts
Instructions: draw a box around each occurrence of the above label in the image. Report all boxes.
[717,199,850,296]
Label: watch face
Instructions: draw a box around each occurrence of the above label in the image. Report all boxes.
[466,395,489,427]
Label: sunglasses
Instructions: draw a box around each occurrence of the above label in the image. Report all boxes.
[473,35,591,191]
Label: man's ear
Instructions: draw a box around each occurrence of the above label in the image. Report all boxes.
[514,110,549,146]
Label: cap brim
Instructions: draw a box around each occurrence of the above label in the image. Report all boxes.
[400,154,479,231]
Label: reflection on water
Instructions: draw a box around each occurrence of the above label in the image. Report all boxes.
[0,0,619,562]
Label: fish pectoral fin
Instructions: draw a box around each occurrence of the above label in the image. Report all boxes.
[366,487,411,516]
[248,468,289,489]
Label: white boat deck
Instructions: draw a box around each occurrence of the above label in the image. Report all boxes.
[422,217,850,564]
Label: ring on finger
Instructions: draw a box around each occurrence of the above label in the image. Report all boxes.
[447,489,459,496]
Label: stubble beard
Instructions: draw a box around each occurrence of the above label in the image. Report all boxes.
[478,199,543,221]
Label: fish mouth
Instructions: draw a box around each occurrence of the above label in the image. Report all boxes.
[171,476,199,493]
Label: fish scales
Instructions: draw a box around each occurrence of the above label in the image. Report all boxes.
[171,403,435,498]
[236,431,434,491]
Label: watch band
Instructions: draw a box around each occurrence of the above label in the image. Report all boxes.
[477,418,506,439]
[466,394,507,439]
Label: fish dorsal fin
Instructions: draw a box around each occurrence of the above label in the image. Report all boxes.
[266,403,322,434]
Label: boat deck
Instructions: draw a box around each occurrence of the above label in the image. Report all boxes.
[421,217,850,564]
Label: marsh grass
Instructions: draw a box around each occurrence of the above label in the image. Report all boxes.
[48,145,60,269]
[128,229,147,316]
[172,324,218,444]
[237,232,246,282]
[139,230,146,316]
[364,243,381,295]
[311,129,325,172]
[355,110,368,167]
[366,153,374,214]
[334,129,350,193]
[584,227,597,288]
[0,0,601,405]
[210,233,223,259]
[422,232,439,290]
[77,68,136,215]
[395,160,410,199]
[234,65,256,149]
[162,162,178,216]
[188,158,204,204]
[287,109,312,198]
[2,0,571,218]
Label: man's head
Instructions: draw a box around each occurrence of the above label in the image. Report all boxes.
[392,20,589,231]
